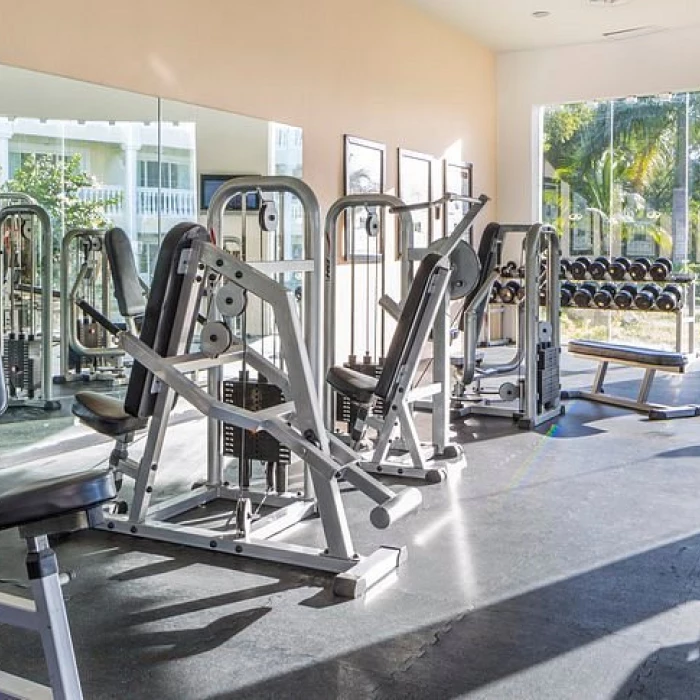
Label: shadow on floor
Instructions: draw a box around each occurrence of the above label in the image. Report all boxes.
[195,530,700,700]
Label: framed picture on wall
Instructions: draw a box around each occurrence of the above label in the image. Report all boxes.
[397,149,434,254]
[443,160,474,242]
[343,135,386,261]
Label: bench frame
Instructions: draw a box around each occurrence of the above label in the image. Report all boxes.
[565,347,700,420]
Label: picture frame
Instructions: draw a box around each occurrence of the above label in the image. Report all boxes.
[343,135,386,261]
[397,149,434,254]
[443,160,474,242]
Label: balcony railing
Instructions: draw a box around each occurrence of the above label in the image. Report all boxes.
[138,187,196,218]
[77,186,196,219]
[77,185,124,216]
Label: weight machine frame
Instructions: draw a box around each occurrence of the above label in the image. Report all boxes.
[453,223,564,429]
[0,203,59,409]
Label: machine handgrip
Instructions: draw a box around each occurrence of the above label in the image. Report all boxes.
[76,300,122,337]
[370,487,422,529]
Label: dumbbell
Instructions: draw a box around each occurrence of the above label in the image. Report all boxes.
[656,284,683,311]
[499,280,523,304]
[649,256,673,281]
[613,283,638,309]
[561,281,578,307]
[608,256,631,281]
[500,261,518,278]
[572,282,598,308]
[570,257,591,280]
[634,283,661,310]
[592,283,618,309]
[560,258,571,279]
[589,256,611,281]
[629,257,652,281]
[490,280,502,302]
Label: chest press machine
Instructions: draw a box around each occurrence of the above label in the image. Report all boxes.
[72,216,421,598]
[0,358,116,699]
[324,194,488,482]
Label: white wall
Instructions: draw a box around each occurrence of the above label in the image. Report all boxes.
[497,25,700,223]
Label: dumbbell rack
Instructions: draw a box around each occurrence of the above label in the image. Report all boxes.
[561,275,696,356]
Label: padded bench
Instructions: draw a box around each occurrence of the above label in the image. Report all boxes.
[563,339,700,420]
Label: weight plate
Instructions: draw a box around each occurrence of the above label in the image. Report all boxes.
[365,212,380,237]
[259,201,279,232]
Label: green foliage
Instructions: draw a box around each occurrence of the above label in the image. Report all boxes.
[1,154,121,236]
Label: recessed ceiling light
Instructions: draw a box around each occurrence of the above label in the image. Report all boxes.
[532,11,551,18]
[587,0,633,7]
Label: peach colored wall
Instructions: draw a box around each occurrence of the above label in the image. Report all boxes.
[0,0,496,213]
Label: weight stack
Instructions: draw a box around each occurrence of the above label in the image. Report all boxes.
[222,375,290,466]
[335,359,384,426]
[537,345,560,413]
[3,336,41,397]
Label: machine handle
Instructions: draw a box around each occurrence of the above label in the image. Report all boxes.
[370,487,422,529]
[76,300,122,337]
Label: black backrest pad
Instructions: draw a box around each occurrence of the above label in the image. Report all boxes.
[124,223,210,418]
[461,222,504,336]
[375,252,445,400]
[104,228,146,318]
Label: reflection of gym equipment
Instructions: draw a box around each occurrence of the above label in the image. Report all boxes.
[609,256,631,280]
[57,228,126,383]
[453,223,563,430]
[73,221,420,597]
[589,256,610,280]
[0,202,59,409]
[634,282,661,310]
[614,283,638,309]
[656,284,683,311]
[561,281,577,307]
[650,256,672,281]
[572,281,598,308]
[629,257,652,281]
[0,360,116,700]
[570,256,590,280]
[324,193,488,481]
[593,283,618,309]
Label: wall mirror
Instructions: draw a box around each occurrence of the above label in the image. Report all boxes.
[0,64,303,282]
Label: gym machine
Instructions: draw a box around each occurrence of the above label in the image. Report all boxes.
[56,227,126,384]
[454,223,564,429]
[0,202,59,409]
[73,220,421,597]
[324,193,488,481]
[0,353,116,700]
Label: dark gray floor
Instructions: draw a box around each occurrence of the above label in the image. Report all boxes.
[2,355,700,699]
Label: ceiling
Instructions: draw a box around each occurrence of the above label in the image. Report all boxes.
[404,0,700,52]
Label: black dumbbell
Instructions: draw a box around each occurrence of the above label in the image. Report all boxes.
[561,281,578,307]
[613,283,638,309]
[634,283,662,310]
[592,283,618,309]
[560,258,571,279]
[589,256,611,280]
[608,256,631,281]
[500,261,518,278]
[490,280,502,302]
[656,284,683,311]
[629,257,652,281]
[649,256,673,281]
[499,280,523,304]
[570,257,591,280]
[572,282,598,308]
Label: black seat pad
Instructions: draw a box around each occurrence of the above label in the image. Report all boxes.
[327,366,378,405]
[568,340,687,368]
[0,467,116,531]
[72,391,148,437]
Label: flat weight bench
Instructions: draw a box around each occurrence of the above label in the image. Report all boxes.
[563,339,700,420]
[0,367,116,699]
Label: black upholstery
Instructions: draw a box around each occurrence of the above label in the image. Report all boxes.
[460,222,504,336]
[104,228,146,319]
[73,222,210,432]
[376,253,445,400]
[327,366,378,405]
[125,222,210,418]
[71,391,148,436]
[0,467,116,530]
[569,340,687,368]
